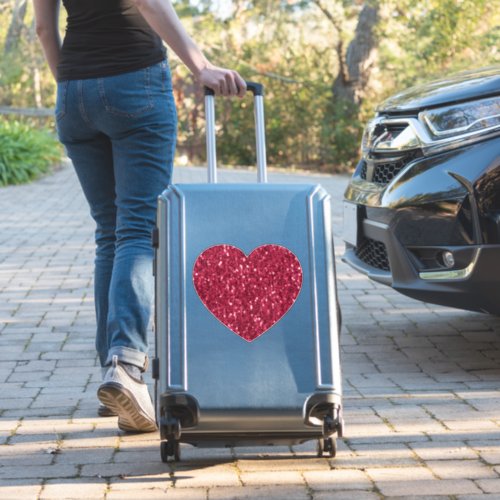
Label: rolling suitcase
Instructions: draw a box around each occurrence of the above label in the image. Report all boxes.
[152,82,343,462]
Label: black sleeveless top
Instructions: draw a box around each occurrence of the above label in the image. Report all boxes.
[57,0,166,82]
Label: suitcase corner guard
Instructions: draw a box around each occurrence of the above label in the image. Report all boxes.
[159,392,200,440]
[304,392,343,438]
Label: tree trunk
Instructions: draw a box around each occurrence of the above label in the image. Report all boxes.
[332,3,379,107]
[4,0,28,54]
[28,18,43,108]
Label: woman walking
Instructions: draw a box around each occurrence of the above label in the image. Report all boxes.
[34,0,245,432]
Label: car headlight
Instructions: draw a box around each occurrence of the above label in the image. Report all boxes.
[363,96,500,158]
[420,96,500,139]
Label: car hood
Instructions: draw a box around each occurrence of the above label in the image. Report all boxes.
[379,66,500,113]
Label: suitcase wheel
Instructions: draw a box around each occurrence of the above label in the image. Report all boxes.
[316,437,336,458]
[161,440,180,462]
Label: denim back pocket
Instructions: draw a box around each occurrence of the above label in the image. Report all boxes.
[98,67,154,118]
[55,81,69,121]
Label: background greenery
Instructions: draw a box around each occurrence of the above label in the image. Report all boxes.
[0,0,498,181]
[0,118,61,186]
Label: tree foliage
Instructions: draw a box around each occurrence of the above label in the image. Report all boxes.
[376,0,499,95]
[0,0,498,173]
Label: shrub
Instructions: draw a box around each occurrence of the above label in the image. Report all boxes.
[0,118,62,186]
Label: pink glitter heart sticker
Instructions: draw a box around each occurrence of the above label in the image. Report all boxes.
[192,244,303,342]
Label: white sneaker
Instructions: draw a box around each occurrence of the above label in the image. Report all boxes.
[97,355,157,432]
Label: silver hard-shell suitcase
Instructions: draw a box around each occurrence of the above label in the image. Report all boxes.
[153,83,343,462]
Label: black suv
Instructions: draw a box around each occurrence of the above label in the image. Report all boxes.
[342,66,500,314]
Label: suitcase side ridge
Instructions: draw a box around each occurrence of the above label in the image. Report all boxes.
[157,188,188,393]
[306,185,341,391]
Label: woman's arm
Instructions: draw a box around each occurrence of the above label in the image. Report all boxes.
[33,0,61,79]
[133,0,246,97]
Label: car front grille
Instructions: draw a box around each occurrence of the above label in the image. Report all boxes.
[360,161,368,179]
[355,238,390,271]
[372,157,408,184]
[359,151,421,186]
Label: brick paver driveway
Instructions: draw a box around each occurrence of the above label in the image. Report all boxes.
[2,162,500,499]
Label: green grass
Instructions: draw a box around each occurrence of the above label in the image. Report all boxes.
[0,118,62,186]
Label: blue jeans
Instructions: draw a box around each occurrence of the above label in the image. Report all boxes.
[55,60,177,371]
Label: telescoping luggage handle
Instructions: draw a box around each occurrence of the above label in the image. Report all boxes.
[204,82,267,184]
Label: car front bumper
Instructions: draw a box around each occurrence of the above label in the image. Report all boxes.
[342,137,500,314]
[343,230,500,315]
